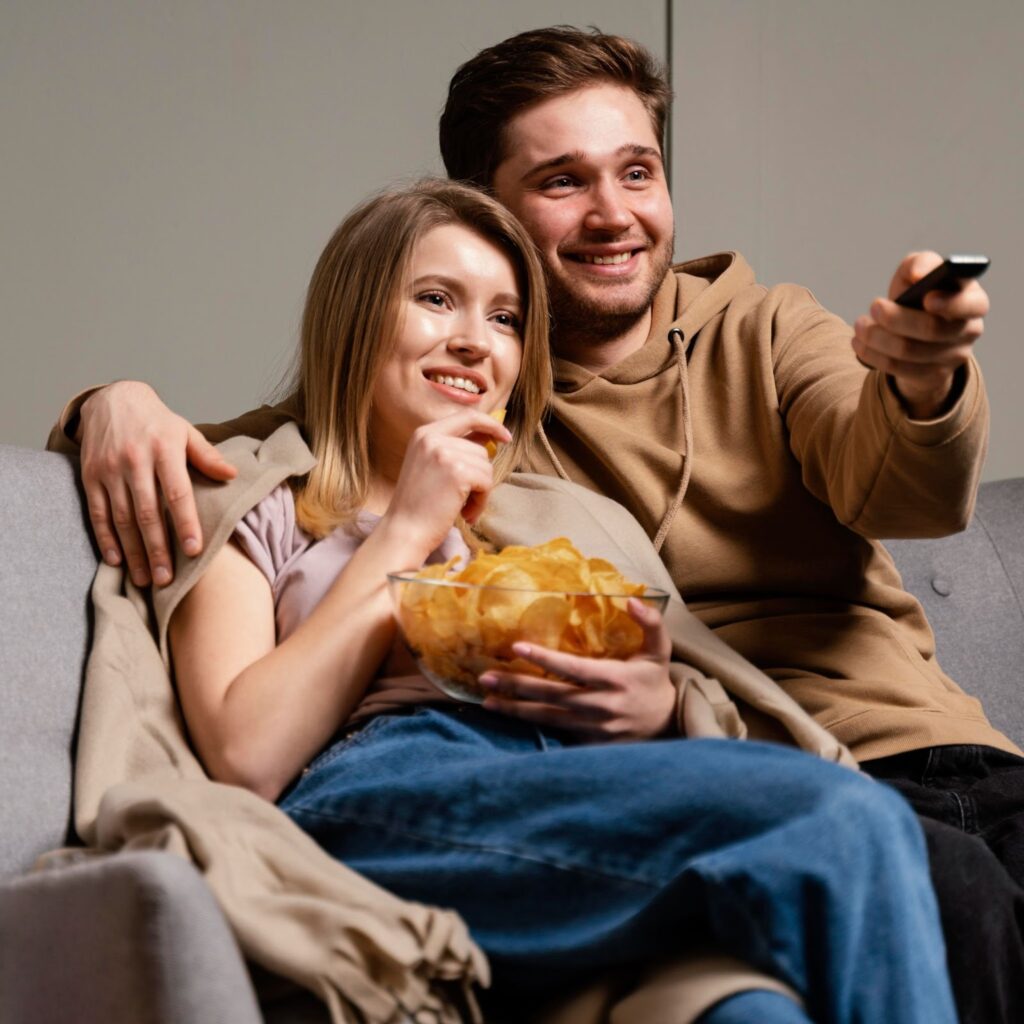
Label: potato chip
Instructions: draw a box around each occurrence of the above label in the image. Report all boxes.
[484,407,506,461]
[389,538,665,702]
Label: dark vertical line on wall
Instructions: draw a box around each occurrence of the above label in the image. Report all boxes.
[665,0,673,195]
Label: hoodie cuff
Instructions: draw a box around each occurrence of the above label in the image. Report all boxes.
[877,358,983,447]
[46,385,107,455]
[670,664,746,740]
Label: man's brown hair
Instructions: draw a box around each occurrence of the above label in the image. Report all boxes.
[439,26,671,189]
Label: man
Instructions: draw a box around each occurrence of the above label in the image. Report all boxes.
[52,26,1024,1022]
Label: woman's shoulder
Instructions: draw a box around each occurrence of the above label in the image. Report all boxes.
[233,482,312,587]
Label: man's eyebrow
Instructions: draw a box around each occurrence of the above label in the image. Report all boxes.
[620,144,662,161]
[519,144,663,182]
[519,151,586,182]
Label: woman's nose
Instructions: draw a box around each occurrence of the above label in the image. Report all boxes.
[447,312,491,356]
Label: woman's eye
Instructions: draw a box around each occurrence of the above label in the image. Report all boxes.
[493,312,520,330]
[419,291,447,307]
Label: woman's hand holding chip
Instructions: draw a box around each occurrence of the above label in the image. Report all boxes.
[477,598,676,741]
[379,410,511,562]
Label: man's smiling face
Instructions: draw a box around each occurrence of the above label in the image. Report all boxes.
[491,83,675,348]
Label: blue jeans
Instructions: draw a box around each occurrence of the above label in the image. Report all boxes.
[280,705,955,1024]
[698,990,810,1023]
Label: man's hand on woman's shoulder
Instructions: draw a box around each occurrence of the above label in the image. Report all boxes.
[79,381,237,587]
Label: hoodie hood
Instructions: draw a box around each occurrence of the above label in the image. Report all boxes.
[551,252,757,396]
[667,251,758,345]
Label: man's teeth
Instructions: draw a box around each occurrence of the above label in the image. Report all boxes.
[578,252,632,265]
[428,374,480,394]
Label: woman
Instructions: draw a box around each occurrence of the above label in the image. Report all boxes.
[168,180,955,1024]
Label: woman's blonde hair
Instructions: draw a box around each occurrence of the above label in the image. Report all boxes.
[288,178,551,538]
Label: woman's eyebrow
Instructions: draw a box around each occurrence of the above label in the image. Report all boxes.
[492,291,522,310]
[411,276,521,308]
[410,274,461,291]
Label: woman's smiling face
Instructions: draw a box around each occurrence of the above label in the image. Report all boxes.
[369,222,524,459]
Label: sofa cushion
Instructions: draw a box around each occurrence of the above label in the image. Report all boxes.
[0,850,264,1024]
[0,445,97,877]
[886,478,1024,748]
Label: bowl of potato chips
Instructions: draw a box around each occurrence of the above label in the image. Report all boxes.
[387,538,670,703]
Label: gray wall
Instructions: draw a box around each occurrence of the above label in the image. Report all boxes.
[672,0,1024,482]
[3,1,1021,482]
[0,0,663,445]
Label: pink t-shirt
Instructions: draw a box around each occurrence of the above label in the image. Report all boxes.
[233,483,465,724]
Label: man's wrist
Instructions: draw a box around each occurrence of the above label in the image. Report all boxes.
[888,364,967,421]
[58,385,108,444]
[64,407,83,443]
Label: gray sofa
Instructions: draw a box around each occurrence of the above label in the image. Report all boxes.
[1,442,1022,1023]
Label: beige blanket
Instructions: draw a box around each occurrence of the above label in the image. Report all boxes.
[41,426,487,1024]
[43,422,856,1023]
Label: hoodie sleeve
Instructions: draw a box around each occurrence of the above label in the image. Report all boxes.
[45,388,297,454]
[770,285,988,539]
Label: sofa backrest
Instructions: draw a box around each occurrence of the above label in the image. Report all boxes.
[0,446,98,878]
[1,444,1021,878]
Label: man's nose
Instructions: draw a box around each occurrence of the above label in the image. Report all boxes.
[583,180,633,233]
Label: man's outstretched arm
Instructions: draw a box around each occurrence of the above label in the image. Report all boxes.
[47,381,292,587]
[776,251,990,538]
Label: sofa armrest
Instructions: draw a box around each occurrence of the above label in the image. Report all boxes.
[0,850,263,1024]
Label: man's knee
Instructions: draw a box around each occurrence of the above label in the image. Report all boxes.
[918,816,1024,919]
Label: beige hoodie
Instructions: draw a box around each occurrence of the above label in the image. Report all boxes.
[524,253,1017,762]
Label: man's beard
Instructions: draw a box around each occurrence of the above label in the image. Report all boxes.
[547,237,675,348]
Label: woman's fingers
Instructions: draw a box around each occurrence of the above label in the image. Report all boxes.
[480,670,593,705]
[384,420,501,560]
[478,612,676,741]
[479,656,614,738]
[427,408,512,447]
[627,598,672,660]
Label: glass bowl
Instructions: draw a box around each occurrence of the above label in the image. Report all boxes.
[387,572,670,703]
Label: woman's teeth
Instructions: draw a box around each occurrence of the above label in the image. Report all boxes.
[427,373,480,394]
[578,252,632,265]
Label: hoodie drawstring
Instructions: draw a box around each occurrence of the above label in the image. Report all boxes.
[651,328,693,553]
[536,326,694,556]
[537,418,571,482]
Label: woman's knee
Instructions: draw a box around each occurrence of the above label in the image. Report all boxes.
[695,989,811,1024]
[826,768,926,849]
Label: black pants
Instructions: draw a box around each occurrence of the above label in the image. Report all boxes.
[863,744,1024,1024]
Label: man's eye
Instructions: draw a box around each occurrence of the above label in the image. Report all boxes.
[625,168,650,182]
[542,176,575,191]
